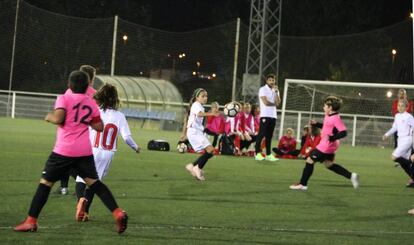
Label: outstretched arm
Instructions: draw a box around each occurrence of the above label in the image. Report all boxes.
[124,135,140,153]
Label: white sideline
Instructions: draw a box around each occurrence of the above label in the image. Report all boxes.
[2,223,414,235]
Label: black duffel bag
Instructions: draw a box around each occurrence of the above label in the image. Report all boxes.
[147,139,170,151]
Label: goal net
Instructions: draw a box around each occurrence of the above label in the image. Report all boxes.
[279,79,414,147]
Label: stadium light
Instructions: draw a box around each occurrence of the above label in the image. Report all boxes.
[122,34,128,42]
[391,49,397,55]
[192,71,197,76]
[212,73,216,78]
[411,12,414,19]
[386,91,392,98]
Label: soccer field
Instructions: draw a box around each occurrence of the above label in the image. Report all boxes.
[0,118,413,244]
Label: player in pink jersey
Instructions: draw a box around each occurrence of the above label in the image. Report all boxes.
[290,96,359,191]
[57,65,97,195]
[14,71,128,234]
[74,84,140,221]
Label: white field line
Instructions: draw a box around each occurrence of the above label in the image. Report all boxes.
[1,223,414,235]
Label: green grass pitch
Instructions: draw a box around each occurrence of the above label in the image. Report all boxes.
[1,117,414,244]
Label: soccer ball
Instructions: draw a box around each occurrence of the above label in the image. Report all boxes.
[177,143,188,153]
[224,102,240,117]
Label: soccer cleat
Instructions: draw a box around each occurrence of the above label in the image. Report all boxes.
[14,217,38,232]
[265,154,279,162]
[289,183,308,191]
[76,197,88,221]
[193,165,205,181]
[61,187,68,195]
[185,163,196,177]
[351,173,359,189]
[406,182,414,188]
[254,153,265,161]
[82,212,89,222]
[113,208,128,234]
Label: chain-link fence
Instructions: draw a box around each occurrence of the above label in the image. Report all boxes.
[0,0,413,106]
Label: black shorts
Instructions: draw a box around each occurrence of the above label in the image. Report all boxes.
[308,149,335,163]
[41,152,99,182]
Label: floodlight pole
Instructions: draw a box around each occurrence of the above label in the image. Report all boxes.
[111,15,119,76]
[231,18,241,101]
[7,0,20,118]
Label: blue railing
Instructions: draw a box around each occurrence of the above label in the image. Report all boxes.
[121,108,176,121]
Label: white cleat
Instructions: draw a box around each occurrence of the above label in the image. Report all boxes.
[185,164,196,177]
[289,183,308,191]
[193,165,205,181]
[351,173,359,189]
[61,187,68,195]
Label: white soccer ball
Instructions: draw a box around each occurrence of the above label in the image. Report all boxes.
[224,102,240,117]
[177,143,188,153]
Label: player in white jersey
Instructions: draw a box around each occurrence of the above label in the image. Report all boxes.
[383,99,414,186]
[75,84,140,221]
[185,88,219,181]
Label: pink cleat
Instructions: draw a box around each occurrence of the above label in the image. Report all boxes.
[14,216,38,232]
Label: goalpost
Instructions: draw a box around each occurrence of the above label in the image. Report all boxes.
[279,79,414,147]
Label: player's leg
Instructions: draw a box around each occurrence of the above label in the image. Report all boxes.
[254,118,267,160]
[14,153,71,232]
[323,158,359,189]
[392,139,413,180]
[290,153,317,191]
[77,155,127,234]
[186,131,214,180]
[264,118,278,161]
[74,176,88,221]
[84,151,114,217]
[59,173,69,195]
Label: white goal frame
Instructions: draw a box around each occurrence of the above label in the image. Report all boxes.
[279,79,414,147]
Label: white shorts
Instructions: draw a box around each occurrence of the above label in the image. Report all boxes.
[187,128,211,152]
[392,136,413,159]
[76,148,115,183]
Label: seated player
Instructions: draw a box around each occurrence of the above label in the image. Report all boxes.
[272,128,299,159]
[204,101,225,153]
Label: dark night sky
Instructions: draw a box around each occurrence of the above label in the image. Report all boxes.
[24,0,414,35]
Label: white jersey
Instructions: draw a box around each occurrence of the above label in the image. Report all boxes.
[187,101,205,132]
[258,85,278,118]
[385,112,414,138]
[90,109,133,152]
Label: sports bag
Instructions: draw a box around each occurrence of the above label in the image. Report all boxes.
[219,135,235,155]
[147,139,170,151]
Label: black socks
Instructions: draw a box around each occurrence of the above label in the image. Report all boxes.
[89,180,118,212]
[75,182,87,200]
[300,162,314,186]
[327,163,352,179]
[193,152,214,169]
[28,183,51,218]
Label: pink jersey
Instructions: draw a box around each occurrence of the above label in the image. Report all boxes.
[206,114,225,134]
[225,116,239,135]
[64,86,96,98]
[53,92,101,157]
[316,113,347,154]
